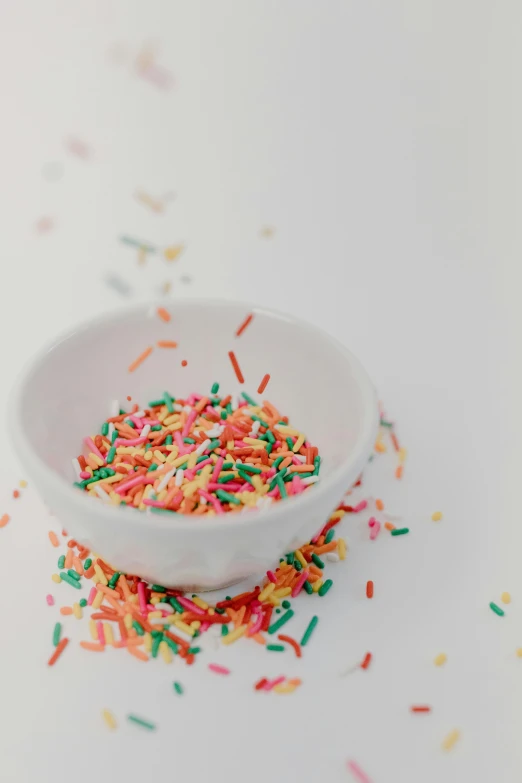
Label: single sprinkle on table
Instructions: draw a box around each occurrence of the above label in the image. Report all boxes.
[48,531,60,547]
[300,615,318,646]
[102,709,117,730]
[157,340,177,349]
[431,511,443,521]
[228,351,244,383]
[208,663,230,675]
[156,307,171,322]
[127,715,156,731]
[390,527,409,536]
[360,652,372,670]
[441,729,461,751]
[173,682,184,695]
[235,312,254,337]
[47,637,69,666]
[128,346,153,373]
[489,602,504,617]
[346,759,373,783]
[257,373,271,394]
[434,652,447,666]
[366,580,374,599]
[181,359,187,367]
[163,245,184,262]
[501,591,511,604]
[410,705,432,713]
[0,514,10,528]
[516,648,522,658]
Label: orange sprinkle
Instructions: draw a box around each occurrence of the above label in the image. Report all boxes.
[64,549,73,569]
[0,514,10,528]
[257,374,270,394]
[48,637,69,666]
[181,360,187,367]
[384,522,395,531]
[395,465,403,479]
[157,340,178,349]
[313,541,338,555]
[48,531,60,547]
[156,307,171,322]
[80,641,105,652]
[235,313,254,337]
[366,580,374,599]
[13,489,20,499]
[128,346,153,373]
[228,351,245,383]
[60,607,73,616]
[251,633,266,645]
[128,645,149,662]
[375,499,384,511]
[277,634,302,658]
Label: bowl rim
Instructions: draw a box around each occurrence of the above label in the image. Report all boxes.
[9,297,379,532]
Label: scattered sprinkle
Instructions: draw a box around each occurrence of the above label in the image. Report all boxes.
[501,592,511,604]
[157,340,178,348]
[65,136,90,159]
[47,637,69,666]
[102,709,117,729]
[235,313,254,337]
[431,511,443,521]
[156,307,171,322]
[19,480,28,488]
[228,351,245,383]
[0,514,10,528]
[260,226,276,238]
[128,346,153,373]
[346,759,373,783]
[360,652,372,670]
[390,527,409,536]
[516,648,522,658]
[208,663,230,675]
[489,602,504,617]
[300,616,318,647]
[46,594,54,606]
[181,360,187,367]
[434,653,447,666]
[48,531,60,547]
[173,682,184,695]
[410,705,431,713]
[257,374,271,394]
[127,714,156,731]
[441,729,461,751]
[135,191,164,213]
[164,245,184,261]
[277,634,302,657]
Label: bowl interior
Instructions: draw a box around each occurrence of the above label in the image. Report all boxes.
[15,300,373,491]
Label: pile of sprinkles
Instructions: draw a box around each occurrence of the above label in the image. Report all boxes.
[72,387,321,515]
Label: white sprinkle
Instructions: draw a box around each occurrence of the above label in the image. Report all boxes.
[134,410,145,418]
[183,405,192,414]
[175,469,184,487]
[105,274,132,296]
[231,394,238,411]
[195,439,211,456]
[93,485,111,502]
[72,458,82,480]
[110,400,120,417]
[108,422,115,441]
[250,420,261,436]
[156,467,176,493]
[326,552,340,563]
[140,424,151,439]
[174,403,183,412]
[293,454,306,463]
[301,475,320,486]
[200,495,208,505]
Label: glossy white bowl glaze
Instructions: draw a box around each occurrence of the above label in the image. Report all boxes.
[9,299,378,590]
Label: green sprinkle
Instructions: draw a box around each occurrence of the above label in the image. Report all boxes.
[313,456,321,475]
[215,607,225,614]
[241,392,257,405]
[286,552,294,566]
[222,462,234,470]
[276,475,287,499]
[67,569,81,581]
[173,681,184,695]
[52,622,62,647]
[238,471,256,487]
[273,456,284,471]
[150,629,162,638]
[79,476,98,488]
[297,472,312,478]
[164,636,179,653]
[188,647,201,654]
[59,572,82,589]
[238,463,262,474]
[101,422,109,436]
[217,474,236,484]
[380,419,393,427]
[196,454,210,465]
[211,382,220,394]
[165,434,173,445]
[148,399,165,408]
[286,437,294,450]
[208,439,221,451]
[119,408,126,415]
[111,430,118,444]
[127,715,156,731]
[169,597,184,614]
[151,634,162,658]
[220,410,228,420]
[294,559,302,572]
[489,602,505,617]
[57,555,65,569]
[266,644,285,652]
[318,579,333,597]
[147,463,159,473]
[108,572,121,588]
[150,425,162,432]
[79,598,87,607]
[265,430,275,444]
[303,580,313,594]
[106,446,116,464]
[163,391,174,414]
[275,608,281,614]
[268,609,294,635]
[269,468,287,491]
[125,419,136,429]
[391,528,409,536]
[300,615,319,646]
[151,584,166,592]
[215,490,241,507]
[183,437,196,444]
[324,528,335,544]
[84,558,92,569]
[282,600,291,609]
[221,624,229,637]
[225,403,233,415]
[252,415,269,428]
[311,553,324,569]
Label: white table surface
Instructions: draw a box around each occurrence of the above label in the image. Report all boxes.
[0,3,520,781]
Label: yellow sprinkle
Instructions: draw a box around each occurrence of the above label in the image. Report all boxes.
[399,447,407,463]
[94,564,108,586]
[150,596,160,605]
[272,587,292,598]
[273,683,297,694]
[222,624,248,645]
[89,620,98,640]
[143,632,152,652]
[267,594,281,606]
[276,425,300,436]
[124,613,133,630]
[190,620,201,629]
[208,608,215,616]
[374,440,386,453]
[19,480,28,488]
[295,550,308,569]
[187,452,198,469]
[153,450,166,463]
[160,640,173,663]
[312,579,323,593]
[89,452,105,467]
[431,511,443,522]
[143,450,153,461]
[103,623,114,646]
[109,491,122,505]
[148,610,162,619]
[330,509,345,521]
[51,573,62,584]
[243,437,268,448]
[160,614,177,624]
[516,648,522,658]
[164,244,184,261]
[501,592,511,604]
[92,590,104,610]
[258,583,276,602]
[442,729,460,751]
[102,709,117,730]
[292,434,305,453]
[434,653,447,667]
[163,414,180,426]
[192,596,209,610]
[73,602,83,620]
[338,538,347,560]
[128,594,139,604]
[174,620,196,637]
[182,480,200,497]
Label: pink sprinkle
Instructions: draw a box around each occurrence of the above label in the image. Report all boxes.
[369,521,381,540]
[212,457,224,482]
[87,587,97,606]
[353,500,368,513]
[291,570,309,597]
[176,596,205,615]
[114,474,150,495]
[263,676,285,691]
[181,410,197,438]
[46,594,54,606]
[208,663,230,675]
[291,455,302,466]
[200,622,210,632]
[146,604,155,612]
[199,489,224,514]
[346,760,373,783]
[368,516,376,527]
[194,457,212,470]
[267,487,280,498]
[247,613,263,636]
[128,415,144,428]
[96,621,106,646]
[137,582,147,615]
[114,437,147,447]
[143,499,166,508]
[267,570,277,583]
[79,471,90,479]
[291,475,305,494]
[207,482,243,491]
[84,437,105,462]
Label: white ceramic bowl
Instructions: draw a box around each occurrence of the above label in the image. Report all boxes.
[9,299,378,590]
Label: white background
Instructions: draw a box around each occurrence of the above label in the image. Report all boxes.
[0,2,520,781]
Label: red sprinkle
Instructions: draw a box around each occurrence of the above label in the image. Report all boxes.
[360,652,372,670]
[235,313,254,337]
[48,637,69,666]
[255,677,268,690]
[410,705,431,713]
[366,580,374,599]
[257,373,270,394]
[228,351,245,384]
